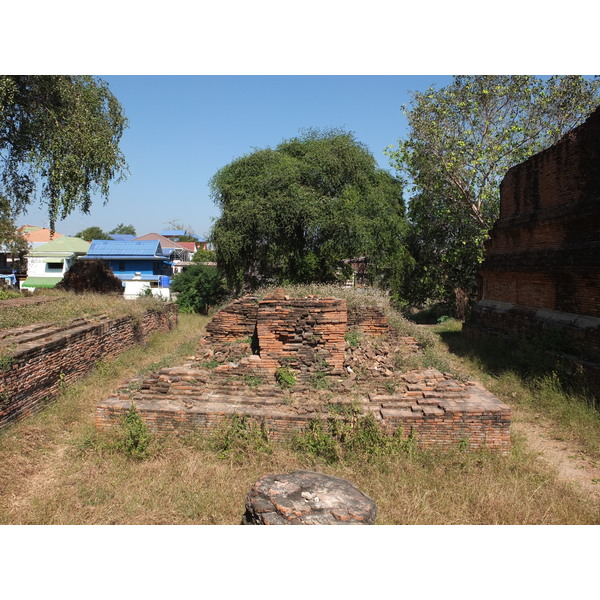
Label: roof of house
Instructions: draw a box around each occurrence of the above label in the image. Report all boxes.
[109,234,136,241]
[160,229,187,237]
[18,226,64,243]
[177,242,197,252]
[83,239,167,260]
[21,276,63,288]
[135,233,188,249]
[29,236,90,256]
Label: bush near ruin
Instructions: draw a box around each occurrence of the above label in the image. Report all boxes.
[56,260,123,294]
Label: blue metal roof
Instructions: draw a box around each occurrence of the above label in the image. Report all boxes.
[84,239,165,258]
[109,234,136,241]
[160,229,187,237]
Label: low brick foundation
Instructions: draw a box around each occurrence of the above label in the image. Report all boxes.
[96,365,510,453]
[0,304,178,428]
[96,292,510,453]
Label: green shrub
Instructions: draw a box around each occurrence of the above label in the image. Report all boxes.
[292,411,418,464]
[211,413,272,457]
[117,404,151,459]
[291,420,341,464]
[276,366,296,389]
[171,264,227,314]
[345,329,361,348]
[0,289,22,300]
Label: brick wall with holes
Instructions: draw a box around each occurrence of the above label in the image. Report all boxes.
[0,305,178,428]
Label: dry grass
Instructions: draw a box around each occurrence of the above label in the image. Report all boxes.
[0,290,170,330]
[1,295,599,525]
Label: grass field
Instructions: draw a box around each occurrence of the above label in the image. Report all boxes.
[1,307,599,525]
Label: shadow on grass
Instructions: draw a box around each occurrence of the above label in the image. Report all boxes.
[437,325,598,404]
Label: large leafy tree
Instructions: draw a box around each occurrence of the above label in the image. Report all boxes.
[210,129,407,293]
[386,75,600,312]
[0,75,128,232]
[110,223,136,236]
[75,226,112,241]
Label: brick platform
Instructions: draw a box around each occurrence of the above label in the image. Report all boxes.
[97,292,511,453]
[97,364,510,452]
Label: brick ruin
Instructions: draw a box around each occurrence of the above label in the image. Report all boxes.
[463,107,600,383]
[98,290,511,453]
[0,305,178,428]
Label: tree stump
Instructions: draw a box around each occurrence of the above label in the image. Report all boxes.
[243,470,376,525]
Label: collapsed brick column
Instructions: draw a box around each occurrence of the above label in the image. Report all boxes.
[256,290,347,376]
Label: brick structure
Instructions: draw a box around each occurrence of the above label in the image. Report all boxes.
[204,295,259,342]
[464,108,600,377]
[256,290,347,377]
[347,305,389,335]
[0,305,178,428]
[97,365,510,453]
[96,291,510,454]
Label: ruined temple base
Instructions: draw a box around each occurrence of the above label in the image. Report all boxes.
[96,363,511,454]
[97,292,511,453]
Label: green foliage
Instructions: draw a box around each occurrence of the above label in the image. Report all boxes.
[242,374,262,388]
[275,365,296,389]
[345,329,361,349]
[109,223,136,236]
[210,413,272,458]
[386,75,600,311]
[75,226,112,241]
[170,264,227,314]
[192,248,216,263]
[291,419,341,463]
[0,354,14,371]
[309,370,331,390]
[117,404,151,459]
[292,412,418,464]
[0,205,28,260]
[0,289,22,300]
[0,76,128,232]
[210,128,408,292]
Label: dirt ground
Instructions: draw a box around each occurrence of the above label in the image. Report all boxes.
[512,417,600,501]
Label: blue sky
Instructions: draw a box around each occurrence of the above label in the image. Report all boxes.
[19,75,454,239]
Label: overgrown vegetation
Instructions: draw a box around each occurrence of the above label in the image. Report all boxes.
[0,289,22,301]
[0,288,599,524]
[275,365,296,389]
[291,411,417,464]
[435,319,600,457]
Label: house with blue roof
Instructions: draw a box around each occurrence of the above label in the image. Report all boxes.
[108,234,136,242]
[80,239,172,299]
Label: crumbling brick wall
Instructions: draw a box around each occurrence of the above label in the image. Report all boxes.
[256,290,347,376]
[347,305,389,335]
[0,305,178,428]
[464,107,600,368]
[204,290,389,379]
[204,295,259,341]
